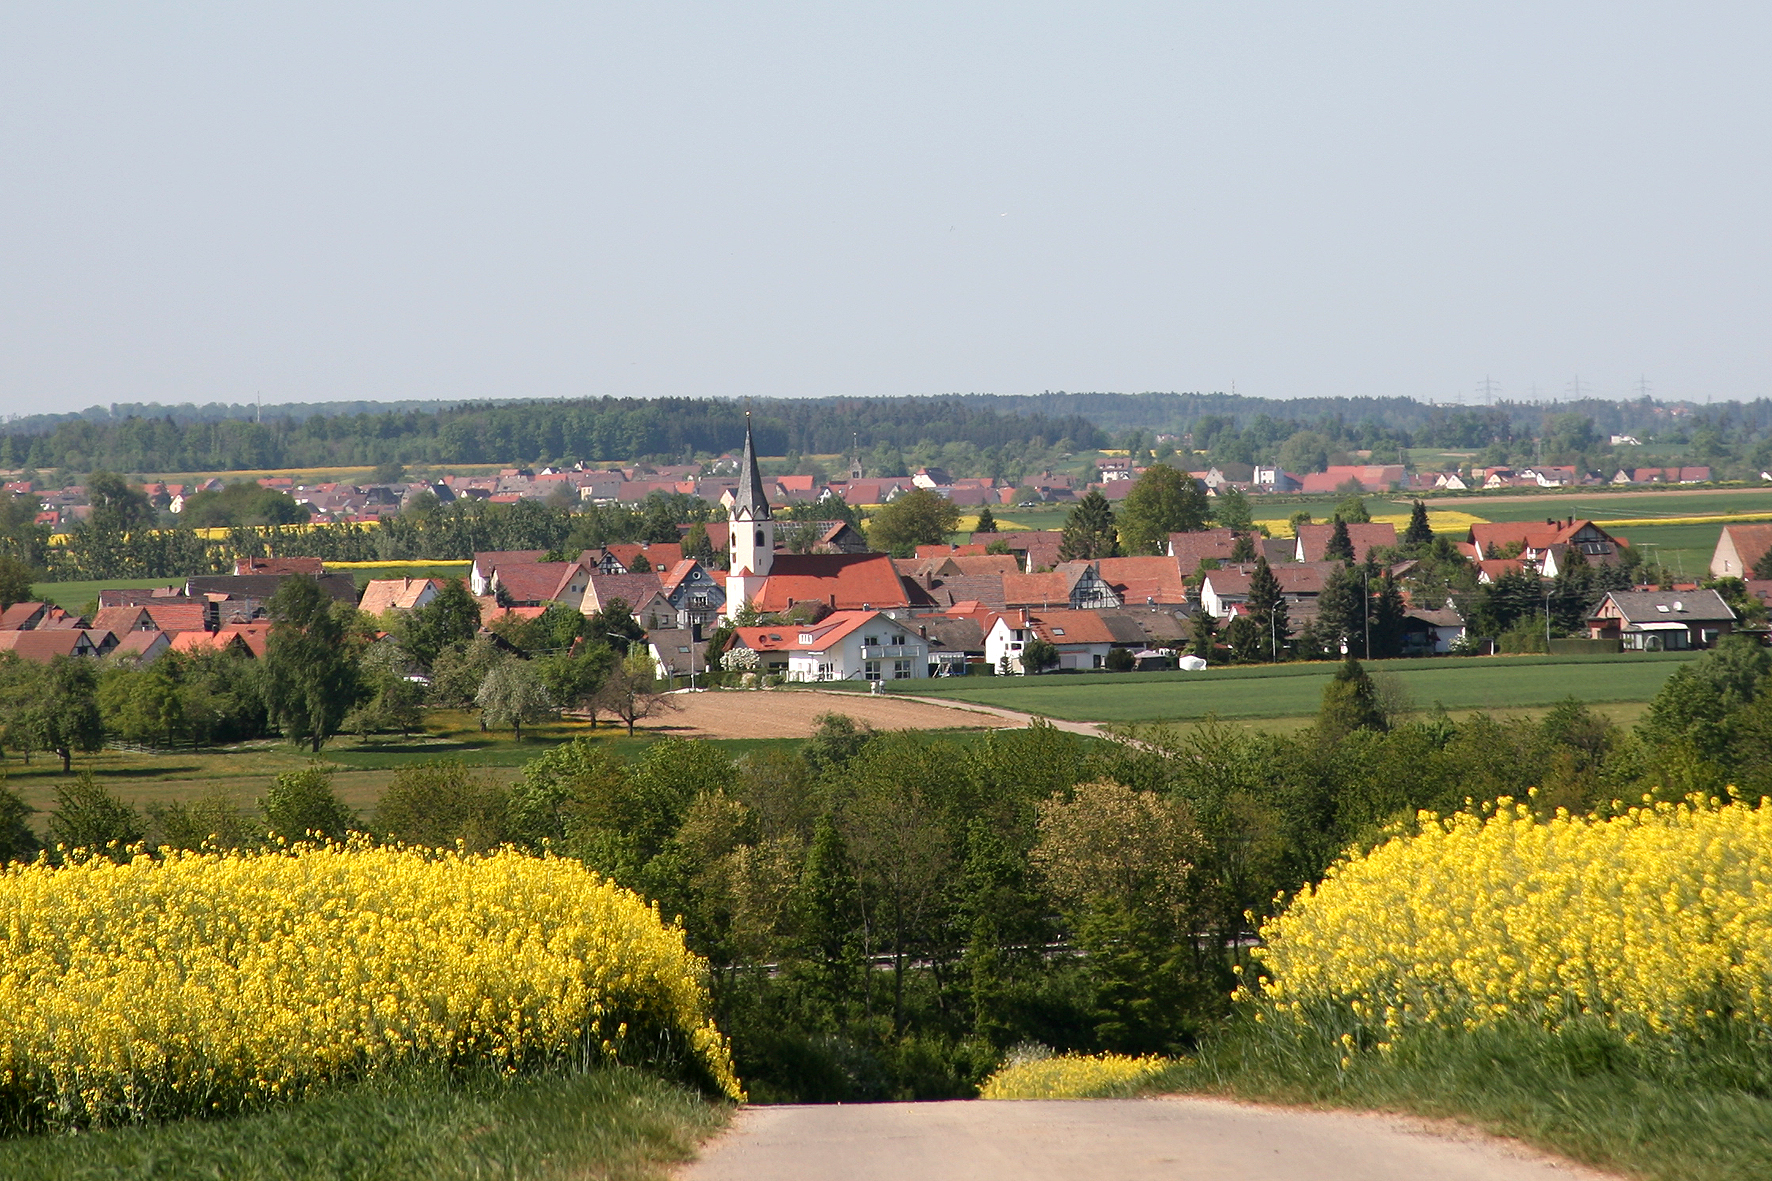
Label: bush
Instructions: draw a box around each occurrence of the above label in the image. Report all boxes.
[979,1048,1169,1099]
[1104,648,1136,672]
[46,773,143,855]
[259,763,357,843]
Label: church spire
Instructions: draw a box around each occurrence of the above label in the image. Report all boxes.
[734,412,772,521]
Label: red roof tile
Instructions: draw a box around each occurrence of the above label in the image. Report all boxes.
[751,554,912,612]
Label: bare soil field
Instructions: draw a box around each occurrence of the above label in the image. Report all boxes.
[651,688,1020,739]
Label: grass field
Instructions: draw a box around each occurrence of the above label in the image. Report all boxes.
[887,652,1697,724]
[0,1065,722,1181]
[29,577,185,611]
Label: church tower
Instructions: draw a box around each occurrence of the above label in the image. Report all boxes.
[724,415,774,618]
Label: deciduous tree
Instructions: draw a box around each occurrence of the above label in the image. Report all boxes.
[1117,465,1210,554]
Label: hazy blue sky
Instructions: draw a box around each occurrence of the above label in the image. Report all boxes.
[3,4,1768,415]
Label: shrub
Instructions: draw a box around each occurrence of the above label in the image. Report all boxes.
[259,763,357,843]
[375,759,508,852]
[978,1048,1169,1099]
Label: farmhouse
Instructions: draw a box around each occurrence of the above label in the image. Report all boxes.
[728,610,929,682]
[1711,524,1772,579]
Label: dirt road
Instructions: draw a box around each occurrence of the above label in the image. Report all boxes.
[681,1098,1617,1181]
[649,689,1022,740]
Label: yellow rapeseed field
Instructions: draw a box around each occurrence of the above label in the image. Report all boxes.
[1248,797,1772,1043]
[0,843,741,1129]
[979,1051,1170,1099]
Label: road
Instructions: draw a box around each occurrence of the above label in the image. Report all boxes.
[680,1098,1617,1181]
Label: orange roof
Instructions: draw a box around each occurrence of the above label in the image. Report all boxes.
[916,543,988,558]
[605,542,684,571]
[1001,571,1073,607]
[1476,558,1530,581]
[167,630,252,657]
[751,553,911,612]
[733,610,890,652]
[218,623,272,657]
[358,577,446,615]
[1023,609,1117,645]
[0,630,95,661]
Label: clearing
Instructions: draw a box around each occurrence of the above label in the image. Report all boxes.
[652,688,1018,739]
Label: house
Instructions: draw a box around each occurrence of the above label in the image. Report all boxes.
[913,615,987,676]
[1467,519,1624,569]
[1476,559,1530,584]
[488,562,589,609]
[657,560,725,630]
[1402,607,1467,655]
[1198,563,1337,618]
[1092,556,1192,607]
[0,602,52,630]
[1297,465,1406,494]
[1293,522,1399,564]
[1711,524,1772,579]
[90,603,209,634]
[470,551,549,596]
[1003,565,1107,611]
[728,610,929,682]
[582,572,668,622]
[0,629,103,662]
[1587,590,1735,650]
[970,531,1065,572]
[167,630,256,658]
[605,542,683,573]
[982,608,1176,673]
[109,630,173,664]
[1166,529,1244,574]
[646,627,704,684]
[184,573,358,624]
[357,577,447,616]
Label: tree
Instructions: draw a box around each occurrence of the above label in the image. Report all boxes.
[972,505,998,536]
[0,777,40,863]
[1189,611,1218,662]
[1287,510,1313,535]
[1325,516,1356,563]
[84,471,155,534]
[180,482,306,527]
[866,488,962,555]
[1057,489,1119,561]
[1403,500,1433,547]
[1246,557,1290,661]
[1019,637,1060,674]
[683,521,716,564]
[1754,548,1772,581]
[1315,566,1364,657]
[476,657,556,738]
[398,579,481,667]
[1230,532,1257,562]
[263,576,360,752]
[1369,572,1407,659]
[1318,657,1386,740]
[792,815,866,1017]
[628,551,652,573]
[1215,487,1255,531]
[586,596,645,650]
[1277,430,1330,475]
[375,758,508,852]
[802,712,874,774]
[1118,465,1210,554]
[260,762,357,842]
[0,556,35,610]
[47,772,143,854]
[593,648,678,736]
[39,656,104,772]
[1104,647,1136,671]
[539,641,618,720]
[1334,495,1372,524]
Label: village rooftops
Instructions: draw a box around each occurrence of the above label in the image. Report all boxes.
[1293,522,1398,564]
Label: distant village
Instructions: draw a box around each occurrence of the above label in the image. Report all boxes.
[0,427,1761,681]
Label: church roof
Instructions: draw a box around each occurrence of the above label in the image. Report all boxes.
[750,553,911,611]
[733,416,773,522]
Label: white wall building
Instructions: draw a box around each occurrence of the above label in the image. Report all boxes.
[730,610,928,682]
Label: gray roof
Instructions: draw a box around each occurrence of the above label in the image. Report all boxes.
[733,416,773,522]
[647,628,701,676]
[1599,589,1736,624]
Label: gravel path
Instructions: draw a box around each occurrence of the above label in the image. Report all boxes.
[680,1098,1618,1181]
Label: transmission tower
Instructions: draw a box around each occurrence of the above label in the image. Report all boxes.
[1477,375,1501,405]
[1635,374,1652,400]
[1567,375,1594,400]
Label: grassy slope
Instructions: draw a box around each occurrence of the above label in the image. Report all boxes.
[0,1066,725,1181]
[892,653,1696,724]
[1152,1018,1772,1181]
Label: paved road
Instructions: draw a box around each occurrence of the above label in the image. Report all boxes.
[681,1098,1617,1181]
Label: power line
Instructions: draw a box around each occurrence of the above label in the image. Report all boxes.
[1567,375,1594,400]
[1477,375,1501,405]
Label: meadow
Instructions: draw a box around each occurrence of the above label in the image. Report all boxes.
[888,651,1698,724]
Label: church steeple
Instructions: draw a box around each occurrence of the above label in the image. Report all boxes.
[725,413,775,617]
[733,414,772,523]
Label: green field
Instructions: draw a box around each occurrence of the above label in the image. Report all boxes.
[29,578,185,611]
[889,652,1697,724]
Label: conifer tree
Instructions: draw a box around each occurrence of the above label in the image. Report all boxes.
[1325,515,1356,563]
[1318,656,1386,739]
[1057,489,1119,561]
[793,815,865,1017]
[972,505,998,536]
[1247,556,1290,661]
[1369,572,1407,658]
[1403,499,1433,547]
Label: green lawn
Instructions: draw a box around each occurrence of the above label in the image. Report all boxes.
[30,577,184,612]
[889,652,1698,724]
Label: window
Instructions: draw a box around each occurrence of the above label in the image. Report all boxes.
[755,530,765,547]
[893,659,913,679]
[1092,654,1103,668]
[817,662,834,681]
[864,635,879,646]
[865,660,882,682]
[1051,627,1065,636]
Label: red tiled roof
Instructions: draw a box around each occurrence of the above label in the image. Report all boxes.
[1477,558,1530,581]
[167,631,252,656]
[604,543,684,571]
[1002,571,1074,607]
[751,553,911,612]
[1024,609,1117,645]
[583,572,667,614]
[0,602,46,630]
[1093,556,1190,605]
[235,557,325,576]
[142,603,209,632]
[91,606,153,634]
[111,631,170,660]
[218,623,272,657]
[492,562,586,605]
[1294,522,1399,563]
[0,630,93,661]
[1166,528,1242,572]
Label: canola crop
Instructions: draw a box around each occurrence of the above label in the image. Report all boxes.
[978,1051,1170,1099]
[0,843,741,1129]
[1250,797,1772,1042]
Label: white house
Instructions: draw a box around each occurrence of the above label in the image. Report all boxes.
[984,609,1119,673]
[728,610,928,682]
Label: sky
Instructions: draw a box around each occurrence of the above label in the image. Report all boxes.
[2,4,1769,416]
